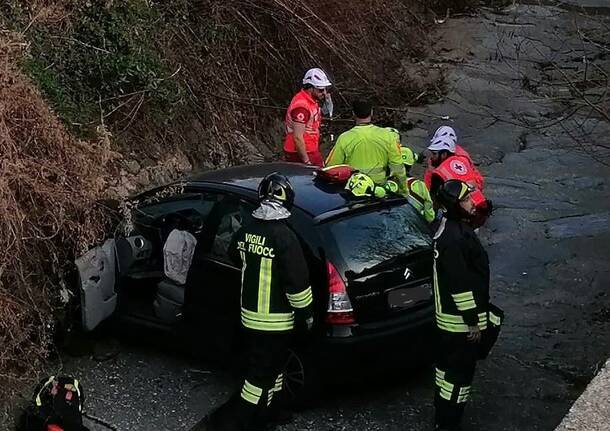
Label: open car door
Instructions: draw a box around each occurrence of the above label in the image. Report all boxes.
[76,239,118,331]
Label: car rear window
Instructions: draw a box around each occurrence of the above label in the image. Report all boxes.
[326,203,432,274]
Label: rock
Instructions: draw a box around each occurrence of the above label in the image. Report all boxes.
[125,160,141,175]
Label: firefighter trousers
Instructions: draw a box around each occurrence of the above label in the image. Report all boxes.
[208,329,291,431]
[434,330,479,430]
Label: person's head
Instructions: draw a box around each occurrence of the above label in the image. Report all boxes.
[352,99,373,122]
[432,125,458,146]
[400,146,417,175]
[302,68,332,102]
[436,179,475,220]
[258,172,295,209]
[427,135,456,167]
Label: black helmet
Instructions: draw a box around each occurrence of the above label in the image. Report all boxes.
[436,179,473,218]
[258,172,295,209]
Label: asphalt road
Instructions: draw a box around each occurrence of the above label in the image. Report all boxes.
[54,2,610,431]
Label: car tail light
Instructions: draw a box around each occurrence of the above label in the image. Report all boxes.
[325,261,355,325]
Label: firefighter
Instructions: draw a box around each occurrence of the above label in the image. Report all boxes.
[326,99,407,195]
[432,179,490,431]
[190,173,313,431]
[283,68,333,167]
[400,146,435,223]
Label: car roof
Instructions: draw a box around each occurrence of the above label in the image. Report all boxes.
[187,162,393,217]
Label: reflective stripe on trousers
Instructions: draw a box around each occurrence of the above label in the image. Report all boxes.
[435,368,471,403]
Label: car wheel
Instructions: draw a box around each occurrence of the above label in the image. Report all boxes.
[282,347,319,407]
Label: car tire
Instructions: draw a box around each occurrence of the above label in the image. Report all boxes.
[281,347,320,408]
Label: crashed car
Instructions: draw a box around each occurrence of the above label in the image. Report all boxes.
[76,162,435,400]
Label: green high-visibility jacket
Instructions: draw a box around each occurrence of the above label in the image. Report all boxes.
[326,124,407,195]
[406,177,435,223]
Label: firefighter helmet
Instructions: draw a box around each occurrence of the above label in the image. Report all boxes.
[436,179,474,219]
[345,173,376,197]
[258,172,295,209]
[400,146,418,167]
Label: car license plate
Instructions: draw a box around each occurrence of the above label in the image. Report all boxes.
[387,283,432,309]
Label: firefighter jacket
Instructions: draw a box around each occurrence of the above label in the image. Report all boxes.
[406,177,435,223]
[326,124,407,194]
[230,220,313,332]
[284,90,322,154]
[433,217,490,333]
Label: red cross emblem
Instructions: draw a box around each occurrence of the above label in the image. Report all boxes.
[450,160,468,175]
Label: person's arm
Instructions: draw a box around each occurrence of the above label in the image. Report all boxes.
[278,230,313,326]
[414,180,436,223]
[439,239,480,330]
[293,122,310,163]
[325,135,346,166]
[288,106,312,163]
[387,139,407,196]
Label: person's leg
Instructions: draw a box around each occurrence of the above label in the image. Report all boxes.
[434,333,477,430]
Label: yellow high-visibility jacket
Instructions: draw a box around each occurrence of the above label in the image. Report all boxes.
[326,124,406,195]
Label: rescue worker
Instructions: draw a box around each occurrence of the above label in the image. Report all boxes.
[399,146,435,223]
[432,179,491,431]
[424,126,484,192]
[426,134,491,228]
[326,99,407,195]
[283,68,332,167]
[190,173,314,431]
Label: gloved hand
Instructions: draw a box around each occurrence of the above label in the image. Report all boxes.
[305,317,314,331]
[374,186,387,198]
[384,180,399,194]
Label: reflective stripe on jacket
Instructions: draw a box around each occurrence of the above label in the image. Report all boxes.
[283,90,322,153]
[326,124,406,194]
[433,217,490,333]
[230,220,313,332]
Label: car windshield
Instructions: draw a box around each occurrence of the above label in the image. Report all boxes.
[327,204,432,274]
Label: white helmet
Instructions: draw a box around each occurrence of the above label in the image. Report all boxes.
[303,68,332,88]
[432,125,458,145]
[428,135,456,153]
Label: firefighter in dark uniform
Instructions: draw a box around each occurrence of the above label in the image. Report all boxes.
[432,179,490,431]
[190,172,313,431]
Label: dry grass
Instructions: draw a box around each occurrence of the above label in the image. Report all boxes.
[0,30,115,407]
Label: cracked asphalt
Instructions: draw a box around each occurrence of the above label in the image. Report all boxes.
[50,2,610,431]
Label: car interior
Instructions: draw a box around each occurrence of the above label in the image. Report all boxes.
[113,192,254,331]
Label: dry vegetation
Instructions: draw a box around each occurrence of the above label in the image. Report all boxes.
[0,0,476,412]
[0,31,116,407]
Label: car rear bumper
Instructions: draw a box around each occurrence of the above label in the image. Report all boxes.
[308,303,435,363]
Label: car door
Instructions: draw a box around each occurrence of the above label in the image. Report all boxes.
[77,191,216,332]
[184,193,255,359]
[76,239,118,331]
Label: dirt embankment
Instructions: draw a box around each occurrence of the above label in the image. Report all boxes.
[0,0,478,412]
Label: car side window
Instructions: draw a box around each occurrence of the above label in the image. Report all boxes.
[133,194,217,232]
[207,198,255,264]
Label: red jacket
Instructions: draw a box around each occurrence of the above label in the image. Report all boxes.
[283,90,322,153]
[424,145,484,191]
